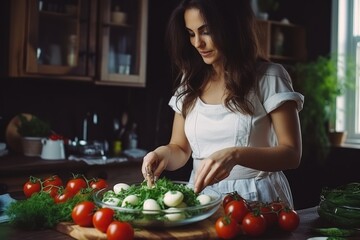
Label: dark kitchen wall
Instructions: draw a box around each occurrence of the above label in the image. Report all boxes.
[0,0,180,150]
[271,0,332,60]
[0,0,333,146]
[2,0,355,209]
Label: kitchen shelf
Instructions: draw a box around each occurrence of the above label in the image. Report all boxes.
[256,20,307,63]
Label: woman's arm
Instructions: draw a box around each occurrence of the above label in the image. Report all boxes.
[142,112,192,179]
[194,101,302,192]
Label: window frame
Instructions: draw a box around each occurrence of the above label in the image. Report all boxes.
[332,0,360,144]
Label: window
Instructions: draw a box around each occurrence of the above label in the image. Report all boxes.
[332,0,360,144]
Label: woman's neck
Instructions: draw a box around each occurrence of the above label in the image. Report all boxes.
[200,72,226,104]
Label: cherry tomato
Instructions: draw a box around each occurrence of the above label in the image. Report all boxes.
[260,204,278,228]
[215,215,239,239]
[66,177,87,194]
[242,211,267,237]
[23,176,41,198]
[54,190,74,204]
[107,221,134,240]
[43,185,59,198]
[43,175,63,187]
[71,201,96,227]
[224,199,250,223]
[93,208,115,233]
[270,199,286,213]
[49,134,63,140]
[89,178,108,191]
[222,192,242,209]
[278,208,300,232]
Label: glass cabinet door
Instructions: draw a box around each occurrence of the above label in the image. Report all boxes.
[25,0,95,78]
[98,0,148,87]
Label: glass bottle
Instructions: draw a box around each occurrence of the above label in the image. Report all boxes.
[127,123,138,150]
[67,35,78,67]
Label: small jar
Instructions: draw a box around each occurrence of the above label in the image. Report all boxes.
[113,140,122,156]
[111,6,127,24]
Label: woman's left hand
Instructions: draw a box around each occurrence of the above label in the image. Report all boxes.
[193,147,236,193]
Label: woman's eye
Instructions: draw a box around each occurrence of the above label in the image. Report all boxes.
[188,31,195,37]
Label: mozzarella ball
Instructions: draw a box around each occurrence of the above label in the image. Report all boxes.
[196,194,212,205]
[113,183,130,194]
[121,195,139,207]
[163,190,184,207]
[175,201,187,208]
[143,199,161,214]
[165,207,185,221]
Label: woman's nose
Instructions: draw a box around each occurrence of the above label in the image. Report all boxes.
[194,35,204,48]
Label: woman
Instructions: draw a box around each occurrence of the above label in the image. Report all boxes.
[142,0,304,208]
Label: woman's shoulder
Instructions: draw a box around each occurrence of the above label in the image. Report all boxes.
[256,61,289,79]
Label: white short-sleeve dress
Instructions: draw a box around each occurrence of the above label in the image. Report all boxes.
[168,62,304,208]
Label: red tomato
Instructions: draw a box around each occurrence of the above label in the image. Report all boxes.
[23,177,41,198]
[260,204,278,228]
[107,221,134,240]
[215,215,239,239]
[71,201,96,227]
[89,178,108,191]
[224,199,250,223]
[43,185,59,198]
[54,190,74,204]
[242,211,267,237]
[49,134,63,140]
[278,208,300,232]
[93,208,115,233]
[270,200,286,213]
[66,177,87,194]
[222,192,243,209]
[43,175,63,187]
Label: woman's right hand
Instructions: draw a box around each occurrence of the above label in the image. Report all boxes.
[142,151,167,181]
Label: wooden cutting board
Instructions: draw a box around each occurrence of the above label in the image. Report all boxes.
[56,209,222,240]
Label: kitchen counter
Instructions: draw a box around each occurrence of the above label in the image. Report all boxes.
[1,206,359,239]
[0,153,144,196]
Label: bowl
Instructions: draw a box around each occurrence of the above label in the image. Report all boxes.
[317,199,360,228]
[93,181,222,227]
[317,184,360,228]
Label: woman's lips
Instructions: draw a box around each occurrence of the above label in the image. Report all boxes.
[199,50,212,58]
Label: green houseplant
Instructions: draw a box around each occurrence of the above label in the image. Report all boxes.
[17,114,51,138]
[16,114,51,156]
[294,55,355,162]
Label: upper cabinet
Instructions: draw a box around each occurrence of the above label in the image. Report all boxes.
[97,0,148,87]
[8,0,148,87]
[256,20,307,63]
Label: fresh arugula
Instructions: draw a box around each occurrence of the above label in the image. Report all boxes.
[102,178,201,222]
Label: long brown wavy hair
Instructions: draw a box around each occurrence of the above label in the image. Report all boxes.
[165,0,265,117]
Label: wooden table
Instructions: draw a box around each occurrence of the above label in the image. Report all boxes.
[1,206,359,240]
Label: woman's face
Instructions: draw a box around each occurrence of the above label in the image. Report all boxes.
[184,8,222,67]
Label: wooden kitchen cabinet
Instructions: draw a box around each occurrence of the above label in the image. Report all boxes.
[8,0,148,87]
[9,0,96,81]
[256,20,307,63]
[97,0,148,87]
